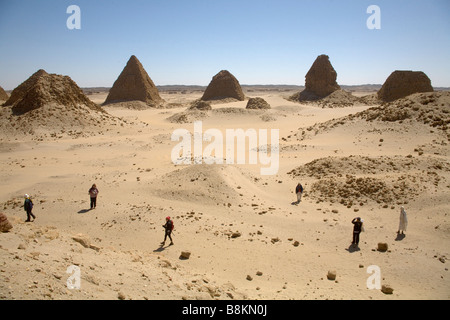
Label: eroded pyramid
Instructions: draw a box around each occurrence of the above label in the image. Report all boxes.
[4,69,102,115]
[201,70,245,101]
[0,69,119,138]
[291,55,341,101]
[377,70,433,102]
[104,55,163,106]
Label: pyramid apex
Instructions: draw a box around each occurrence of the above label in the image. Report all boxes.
[129,55,139,62]
[33,69,48,77]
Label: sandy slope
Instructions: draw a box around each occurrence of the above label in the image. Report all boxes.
[0,90,449,300]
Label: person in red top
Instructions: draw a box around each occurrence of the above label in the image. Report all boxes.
[295,183,304,204]
[161,216,174,246]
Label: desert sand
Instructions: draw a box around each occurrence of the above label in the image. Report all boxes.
[0,86,449,301]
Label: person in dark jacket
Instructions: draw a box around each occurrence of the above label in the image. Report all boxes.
[351,217,363,246]
[295,183,304,204]
[161,216,174,246]
[88,184,99,209]
[24,194,36,222]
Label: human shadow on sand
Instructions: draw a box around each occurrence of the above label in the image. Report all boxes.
[153,243,173,253]
[395,233,406,241]
[153,246,166,253]
[346,244,361,253]
[77,209,91,214]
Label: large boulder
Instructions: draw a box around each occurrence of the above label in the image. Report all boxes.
[0,213,13,232]
[378,70,433,102]
[201,70,245,101]
[104,55,164,106]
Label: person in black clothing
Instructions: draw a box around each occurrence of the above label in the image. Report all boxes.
[161,216,174,246]
[24,194,36,222]
[88,184,99,209]
[295,183,304,204]
[351,217,363,246]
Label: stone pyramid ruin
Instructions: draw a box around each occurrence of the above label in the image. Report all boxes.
[246,97,271,109]
[377,70,434,102]
[0,85,8,101]
[104,55,164,106]
[290,54,341,101]
[0,69,119,138]
[4,69,102,115]
[201,70,245,101]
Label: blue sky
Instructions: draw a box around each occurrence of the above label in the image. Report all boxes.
[0,0,449,90]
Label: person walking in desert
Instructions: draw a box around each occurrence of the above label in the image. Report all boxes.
[398,206,408,235]
[161,216,174,246]
[295,183,304,204]
[88,184,99,210]
[24,194,36,222]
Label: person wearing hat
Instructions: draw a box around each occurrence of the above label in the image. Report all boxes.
[88,184,99,210]
[351,217,363,247]
[161,216,174,246]
[24,194,36,222]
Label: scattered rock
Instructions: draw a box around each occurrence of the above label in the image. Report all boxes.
[180,251,191,260]
[327,270,337,281]
[271,237,280,244]
[381,284,394,294]
[231,232,241,239]
[117,292,126,300]
[89,244,101,252]
[377,243,388,252]
[72,233,91,248]
[246,275,253,281]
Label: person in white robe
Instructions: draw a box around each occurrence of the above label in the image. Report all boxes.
[398,206,408,234]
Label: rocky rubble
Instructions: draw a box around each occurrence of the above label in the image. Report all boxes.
[246,97,271,109]
[288,155,449,208]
